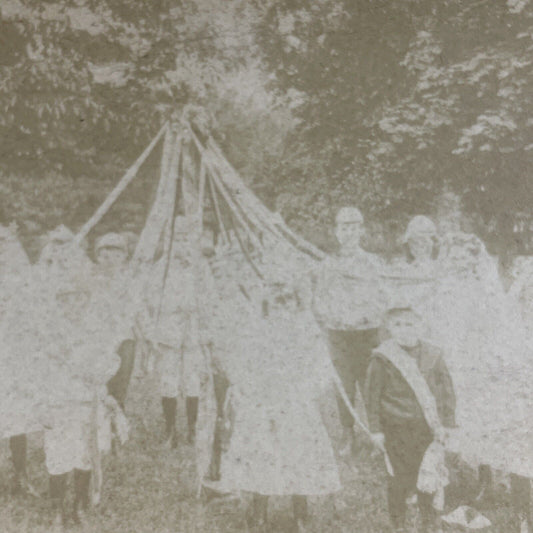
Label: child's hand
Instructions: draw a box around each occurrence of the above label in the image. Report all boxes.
[370,432,386,452]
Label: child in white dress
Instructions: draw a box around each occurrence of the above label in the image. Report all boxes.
[216,280,341,531]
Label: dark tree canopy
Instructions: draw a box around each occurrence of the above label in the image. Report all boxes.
[2,0,533,256]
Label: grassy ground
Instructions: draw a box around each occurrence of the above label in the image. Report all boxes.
[0,370,520,532]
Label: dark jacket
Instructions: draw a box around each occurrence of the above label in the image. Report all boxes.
[364,341,456,433]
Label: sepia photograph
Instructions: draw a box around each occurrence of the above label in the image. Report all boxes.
[1,0,533,531]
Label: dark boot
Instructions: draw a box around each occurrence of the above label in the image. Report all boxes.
[73,469,91,523]
[161,396,178,448]
[186,396,198,444]
[417,491,436,533]
[511,474,532,533]
[292,495,309,531]
[387,478,408,531]
[10,434,39,497]
[49,473,68,528]
[10,434,28,495]
[246,493,268,530]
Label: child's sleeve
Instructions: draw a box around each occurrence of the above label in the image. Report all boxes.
[364,355,386,433]
[434,356,456,428]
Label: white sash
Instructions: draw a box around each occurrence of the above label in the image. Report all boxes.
[376,341,449,500]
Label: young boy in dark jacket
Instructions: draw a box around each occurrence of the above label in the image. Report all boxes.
[365,306,456,533]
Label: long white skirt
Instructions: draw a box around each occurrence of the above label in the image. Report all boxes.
[432,281,533,477]
[219,387,341,496]
[158,343,202,398]
[159,344,181,398]
[44,400,112,476]
[45,404,93,475]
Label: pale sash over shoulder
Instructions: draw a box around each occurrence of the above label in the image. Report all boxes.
[373,340,448,506]
[373,340,442,432]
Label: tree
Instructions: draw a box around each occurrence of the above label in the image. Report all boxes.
[257,0,533,253]
[0,0,298,246]
[3,0,533,257]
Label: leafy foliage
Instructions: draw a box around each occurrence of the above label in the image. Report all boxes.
[0,0,298,247]
[2,0,533,255]
[257,0,533,252]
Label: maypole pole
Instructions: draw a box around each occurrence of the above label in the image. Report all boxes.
[154,121,183,327]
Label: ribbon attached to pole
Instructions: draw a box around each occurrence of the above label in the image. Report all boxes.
[75,122,169,244]
[331,367,394,475]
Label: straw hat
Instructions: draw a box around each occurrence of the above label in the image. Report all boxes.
[47,224,74,244]
[336,207,364,225]
[95,232,128,254]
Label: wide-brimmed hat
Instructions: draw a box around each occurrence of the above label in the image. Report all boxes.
[336,206,364,225]
[95,232,128,254]
[46,224,74,244]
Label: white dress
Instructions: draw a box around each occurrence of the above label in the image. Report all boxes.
[218,306,341,496]
[0,236,48,439]
[508,263,533,345]
[429,237,533,476]
[43,292,121,476]
[146,255,215,398]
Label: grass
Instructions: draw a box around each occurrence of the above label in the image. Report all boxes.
[0,370,521,532]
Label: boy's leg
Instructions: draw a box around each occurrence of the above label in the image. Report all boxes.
[255,493,268,524]
[45,424,69,522]
[352,328,379,390]
[292,495,309,523]
[10,433,38,496]
[49,472,68,527]
[186,396,199,443]
[351,328,379,456]
[387,474,410,530]
[73,468,92,522]
[160,344,180,448]
[208,372,230,480]
[246,493,268,528]
[9,434,27,493]
[328,329,378,456]
[384,420,432,531]
[161,396,178,448]
[327,330,358,455]
[510,473,532,532]
[10,433,26,475]
[417,491,436,533]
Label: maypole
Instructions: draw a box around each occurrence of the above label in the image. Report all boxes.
[154,132,183,327]
[206,172,230,246]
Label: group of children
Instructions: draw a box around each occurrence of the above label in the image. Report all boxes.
[0,217,223,530]
[313,206,533,532]
[1,204,532,533]
[186,207,458,533]
[1,224,137,529]
[366,306,455,533]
